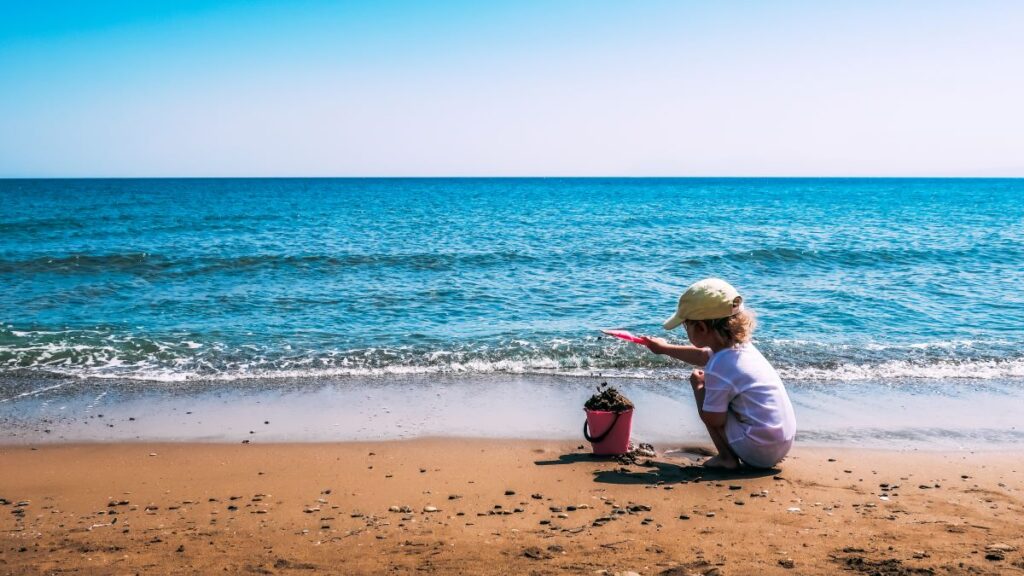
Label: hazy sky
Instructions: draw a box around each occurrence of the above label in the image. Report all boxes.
[1,1,1022,177]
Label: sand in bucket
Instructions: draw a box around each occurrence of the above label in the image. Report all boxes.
[583,384,634,455]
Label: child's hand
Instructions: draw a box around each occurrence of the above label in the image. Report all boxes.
[641,336,669,354]
[689,369,705,389]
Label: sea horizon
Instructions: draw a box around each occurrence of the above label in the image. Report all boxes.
[3,176,1023,181]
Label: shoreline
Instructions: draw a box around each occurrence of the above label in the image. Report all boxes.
[4,373,1024,451]
[2,439,1022,575]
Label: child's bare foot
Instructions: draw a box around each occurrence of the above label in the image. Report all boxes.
[702,455,740,470]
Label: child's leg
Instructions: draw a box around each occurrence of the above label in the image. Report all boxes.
[689,370,740,469]
[702,424,740,469]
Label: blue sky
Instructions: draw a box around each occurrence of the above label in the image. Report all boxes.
[1,1,1022,177]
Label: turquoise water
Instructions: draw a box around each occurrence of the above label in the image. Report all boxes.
[1,178,1023,446]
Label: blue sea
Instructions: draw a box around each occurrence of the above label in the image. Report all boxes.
[2,178,1023,446]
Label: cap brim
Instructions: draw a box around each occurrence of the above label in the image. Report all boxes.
[663,314,684,330]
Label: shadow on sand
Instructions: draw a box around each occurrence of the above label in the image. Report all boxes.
[534,452,780,484]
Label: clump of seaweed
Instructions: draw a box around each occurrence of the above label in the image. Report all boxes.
[584,382,634,412]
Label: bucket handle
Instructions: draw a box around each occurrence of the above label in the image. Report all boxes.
[583,411,622,444]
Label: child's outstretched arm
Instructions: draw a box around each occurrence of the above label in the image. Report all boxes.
[640,337,711,366]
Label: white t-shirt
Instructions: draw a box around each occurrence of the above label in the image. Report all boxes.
[702,343,796,446]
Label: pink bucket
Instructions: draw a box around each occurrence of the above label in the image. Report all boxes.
[583,408,633,455]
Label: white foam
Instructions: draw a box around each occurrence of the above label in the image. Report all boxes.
[9,355,1022,384]
[778,358,1024,381]
[3,337,1024,383]
[0,383,65,403]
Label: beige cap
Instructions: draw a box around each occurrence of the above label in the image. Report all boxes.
[663,278,743,330]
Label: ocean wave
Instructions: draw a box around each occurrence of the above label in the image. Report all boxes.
[681,243,1020,268]
[3,241,1019,278]
[776,358,1024,381]
[0,251,540,276]
[6,357,1024,384]
[2,332,1023,383]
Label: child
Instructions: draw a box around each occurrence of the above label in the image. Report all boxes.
[642,278,796,469]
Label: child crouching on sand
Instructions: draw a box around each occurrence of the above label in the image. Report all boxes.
[642,278,796,469]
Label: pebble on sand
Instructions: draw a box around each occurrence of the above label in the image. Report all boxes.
[986,543,1017,553]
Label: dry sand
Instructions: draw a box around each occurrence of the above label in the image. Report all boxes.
[1,440,1022,575]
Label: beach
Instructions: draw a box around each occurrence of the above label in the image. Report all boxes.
[2,439,1022,575]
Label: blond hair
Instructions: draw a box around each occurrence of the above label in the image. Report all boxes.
[693,307,756,344]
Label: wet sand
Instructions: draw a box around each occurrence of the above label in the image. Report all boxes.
[1,440,1022,575]
[6,375,1024,449]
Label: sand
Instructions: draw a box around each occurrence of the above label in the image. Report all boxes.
[1,440,1022,575]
